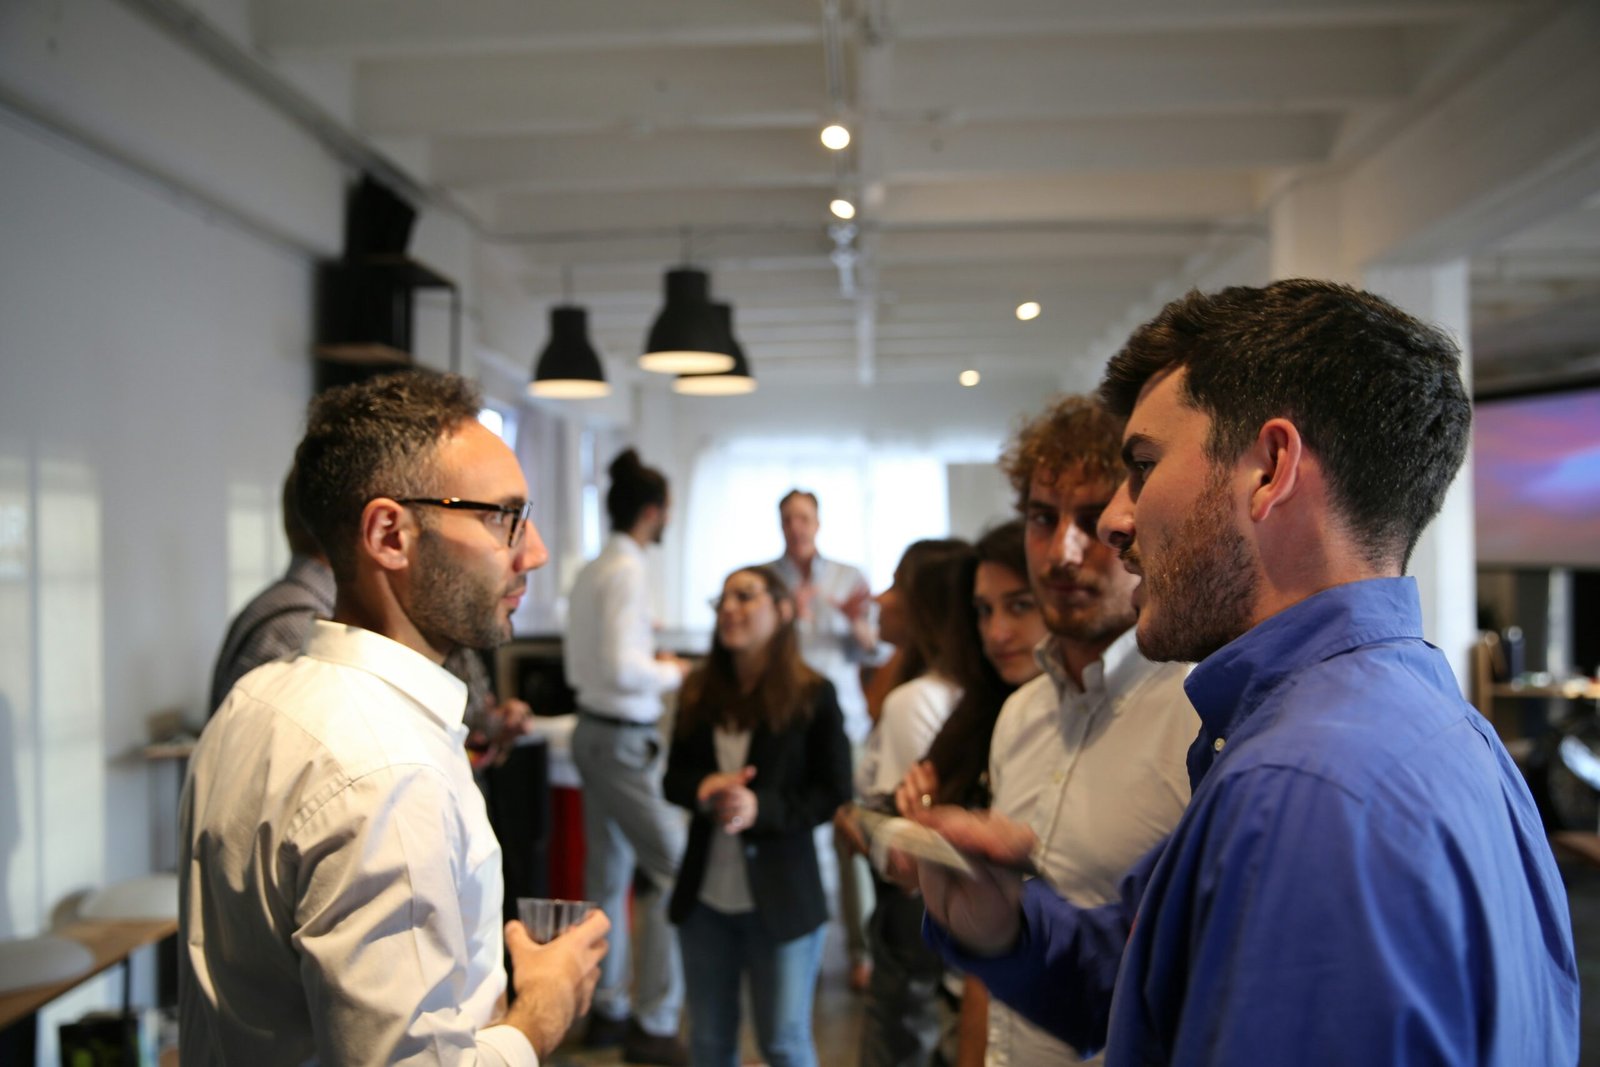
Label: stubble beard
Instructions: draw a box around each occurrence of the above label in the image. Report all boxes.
[1132,475,1257,663]
[1039,577,1137,649]
[411,532,514,652]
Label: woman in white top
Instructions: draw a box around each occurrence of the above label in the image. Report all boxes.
[665,565,852,1067]
[856,538,979,1067]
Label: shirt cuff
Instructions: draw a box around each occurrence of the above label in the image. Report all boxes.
[478,1023,539,1067]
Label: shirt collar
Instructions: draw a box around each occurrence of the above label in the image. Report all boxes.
[608,531,645,558]
[1035,626,1152,704]
[303,620,470,730]
[1184,576,1425,746]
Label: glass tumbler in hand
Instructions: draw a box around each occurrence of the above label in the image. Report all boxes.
[516,898,597,944]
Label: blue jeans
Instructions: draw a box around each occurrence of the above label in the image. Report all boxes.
[678,904,826,1067]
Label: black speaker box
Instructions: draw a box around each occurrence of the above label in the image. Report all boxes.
[344,175,416,259]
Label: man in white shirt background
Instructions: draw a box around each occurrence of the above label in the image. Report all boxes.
[958,396,1197,1066]
[181,371,608,1067]
[766,488,880,991]
[564,448,691,1066]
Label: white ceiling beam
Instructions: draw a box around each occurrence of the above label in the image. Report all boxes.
[255,0,823,58]
[433,128,831,192]
[884,29,1410,120]
[886,0,1527,39]
[492,187,838,235]
[878,173,1262,224]
[354,44,821,136]
[1337,0,1600,265]
[882,114,1336,177]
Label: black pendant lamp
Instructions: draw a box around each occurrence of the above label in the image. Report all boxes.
[639,267,737,375]
[529,305,610,399]
[674,303,756,395]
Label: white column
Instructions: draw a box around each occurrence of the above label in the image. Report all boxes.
[1362,260,1476,691]
[1267,172,1358,284]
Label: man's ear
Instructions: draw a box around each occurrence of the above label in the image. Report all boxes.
[1247,418,1305,524]
[358,498,414,572]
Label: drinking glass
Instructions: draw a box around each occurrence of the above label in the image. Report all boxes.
[516,898,597,944]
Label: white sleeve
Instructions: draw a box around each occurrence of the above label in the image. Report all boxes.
[288,768,538,1067]
[868,680,954,797]
[594,559,681,695]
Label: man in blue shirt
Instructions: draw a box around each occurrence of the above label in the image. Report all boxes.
[915,280,1579,1064]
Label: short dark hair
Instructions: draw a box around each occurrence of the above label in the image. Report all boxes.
[606,448,668,532]
[1098,279,1470,568]
[999,396,1125,513]
[279,464,321,560]
[779,489,819,515]
[293,371,481,580]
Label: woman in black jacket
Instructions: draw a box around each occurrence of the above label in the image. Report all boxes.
[665,564,852,1067]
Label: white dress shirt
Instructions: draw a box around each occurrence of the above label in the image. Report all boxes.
[565,533,682,722]
[983,628,1196,1067]
[768,553,875,743]
[180,621,533,1067]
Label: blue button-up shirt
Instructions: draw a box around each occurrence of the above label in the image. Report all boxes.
[932,578,1578,1064]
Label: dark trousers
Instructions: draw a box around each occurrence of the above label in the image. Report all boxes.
[860,876,944,1067]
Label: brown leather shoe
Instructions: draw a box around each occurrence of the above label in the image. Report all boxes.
[622,1019,688,1066]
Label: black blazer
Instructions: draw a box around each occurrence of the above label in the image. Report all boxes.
[664,679,853,942]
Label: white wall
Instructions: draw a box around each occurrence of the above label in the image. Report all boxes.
[0,113,313,1046]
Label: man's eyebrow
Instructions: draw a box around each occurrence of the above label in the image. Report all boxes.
[1120,432,1158,465]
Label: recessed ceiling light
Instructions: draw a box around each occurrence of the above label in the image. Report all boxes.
[959,369,981,387]
[829,198,857,220]
[1016,301,1042,321]
[821,124,851,151]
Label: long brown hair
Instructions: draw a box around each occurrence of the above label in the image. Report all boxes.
[677,566,823,736]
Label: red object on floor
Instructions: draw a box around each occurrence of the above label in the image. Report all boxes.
[548,786,586,900]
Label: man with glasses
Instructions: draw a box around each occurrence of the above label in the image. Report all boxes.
[181,372,608,1067]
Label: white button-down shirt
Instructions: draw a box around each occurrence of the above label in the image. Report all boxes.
[768,553,875,742]
[565,533,682,722]
[180,621,532,1067]
[984,628,1196,1067]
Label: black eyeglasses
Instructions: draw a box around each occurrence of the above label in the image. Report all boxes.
[396,497,535,548]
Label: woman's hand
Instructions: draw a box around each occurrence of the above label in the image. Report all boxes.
[833,804,868,856]
[698,766,758,832]
[713,784,758,834]
[894,760,941,817]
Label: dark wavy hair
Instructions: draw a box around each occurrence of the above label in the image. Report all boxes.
[1098,279,1471,569]
[923,520,1031,807]
[293,370,481,580]
[677,566,823,737]
[606,448,669,532]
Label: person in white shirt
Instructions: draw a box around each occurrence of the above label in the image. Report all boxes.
[180,371,608,1067]
[563,448,690,1066]
[901,395,1196,1067]
[767,489,882,991]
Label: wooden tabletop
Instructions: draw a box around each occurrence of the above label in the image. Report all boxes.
[0,917,178,1031]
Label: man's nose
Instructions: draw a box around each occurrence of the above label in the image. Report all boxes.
[515,521,550,572]
[1098,480,1135,552]
[1052,522,1090,567]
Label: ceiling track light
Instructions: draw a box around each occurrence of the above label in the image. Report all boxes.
[530,305,610,399]
[829,197,857,220]
[640,266,737,375]
[1015,300,1042,321]
[674,304,756,395]
[821,123,851,150]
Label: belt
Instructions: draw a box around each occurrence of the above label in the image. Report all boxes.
[578,708,658,729]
